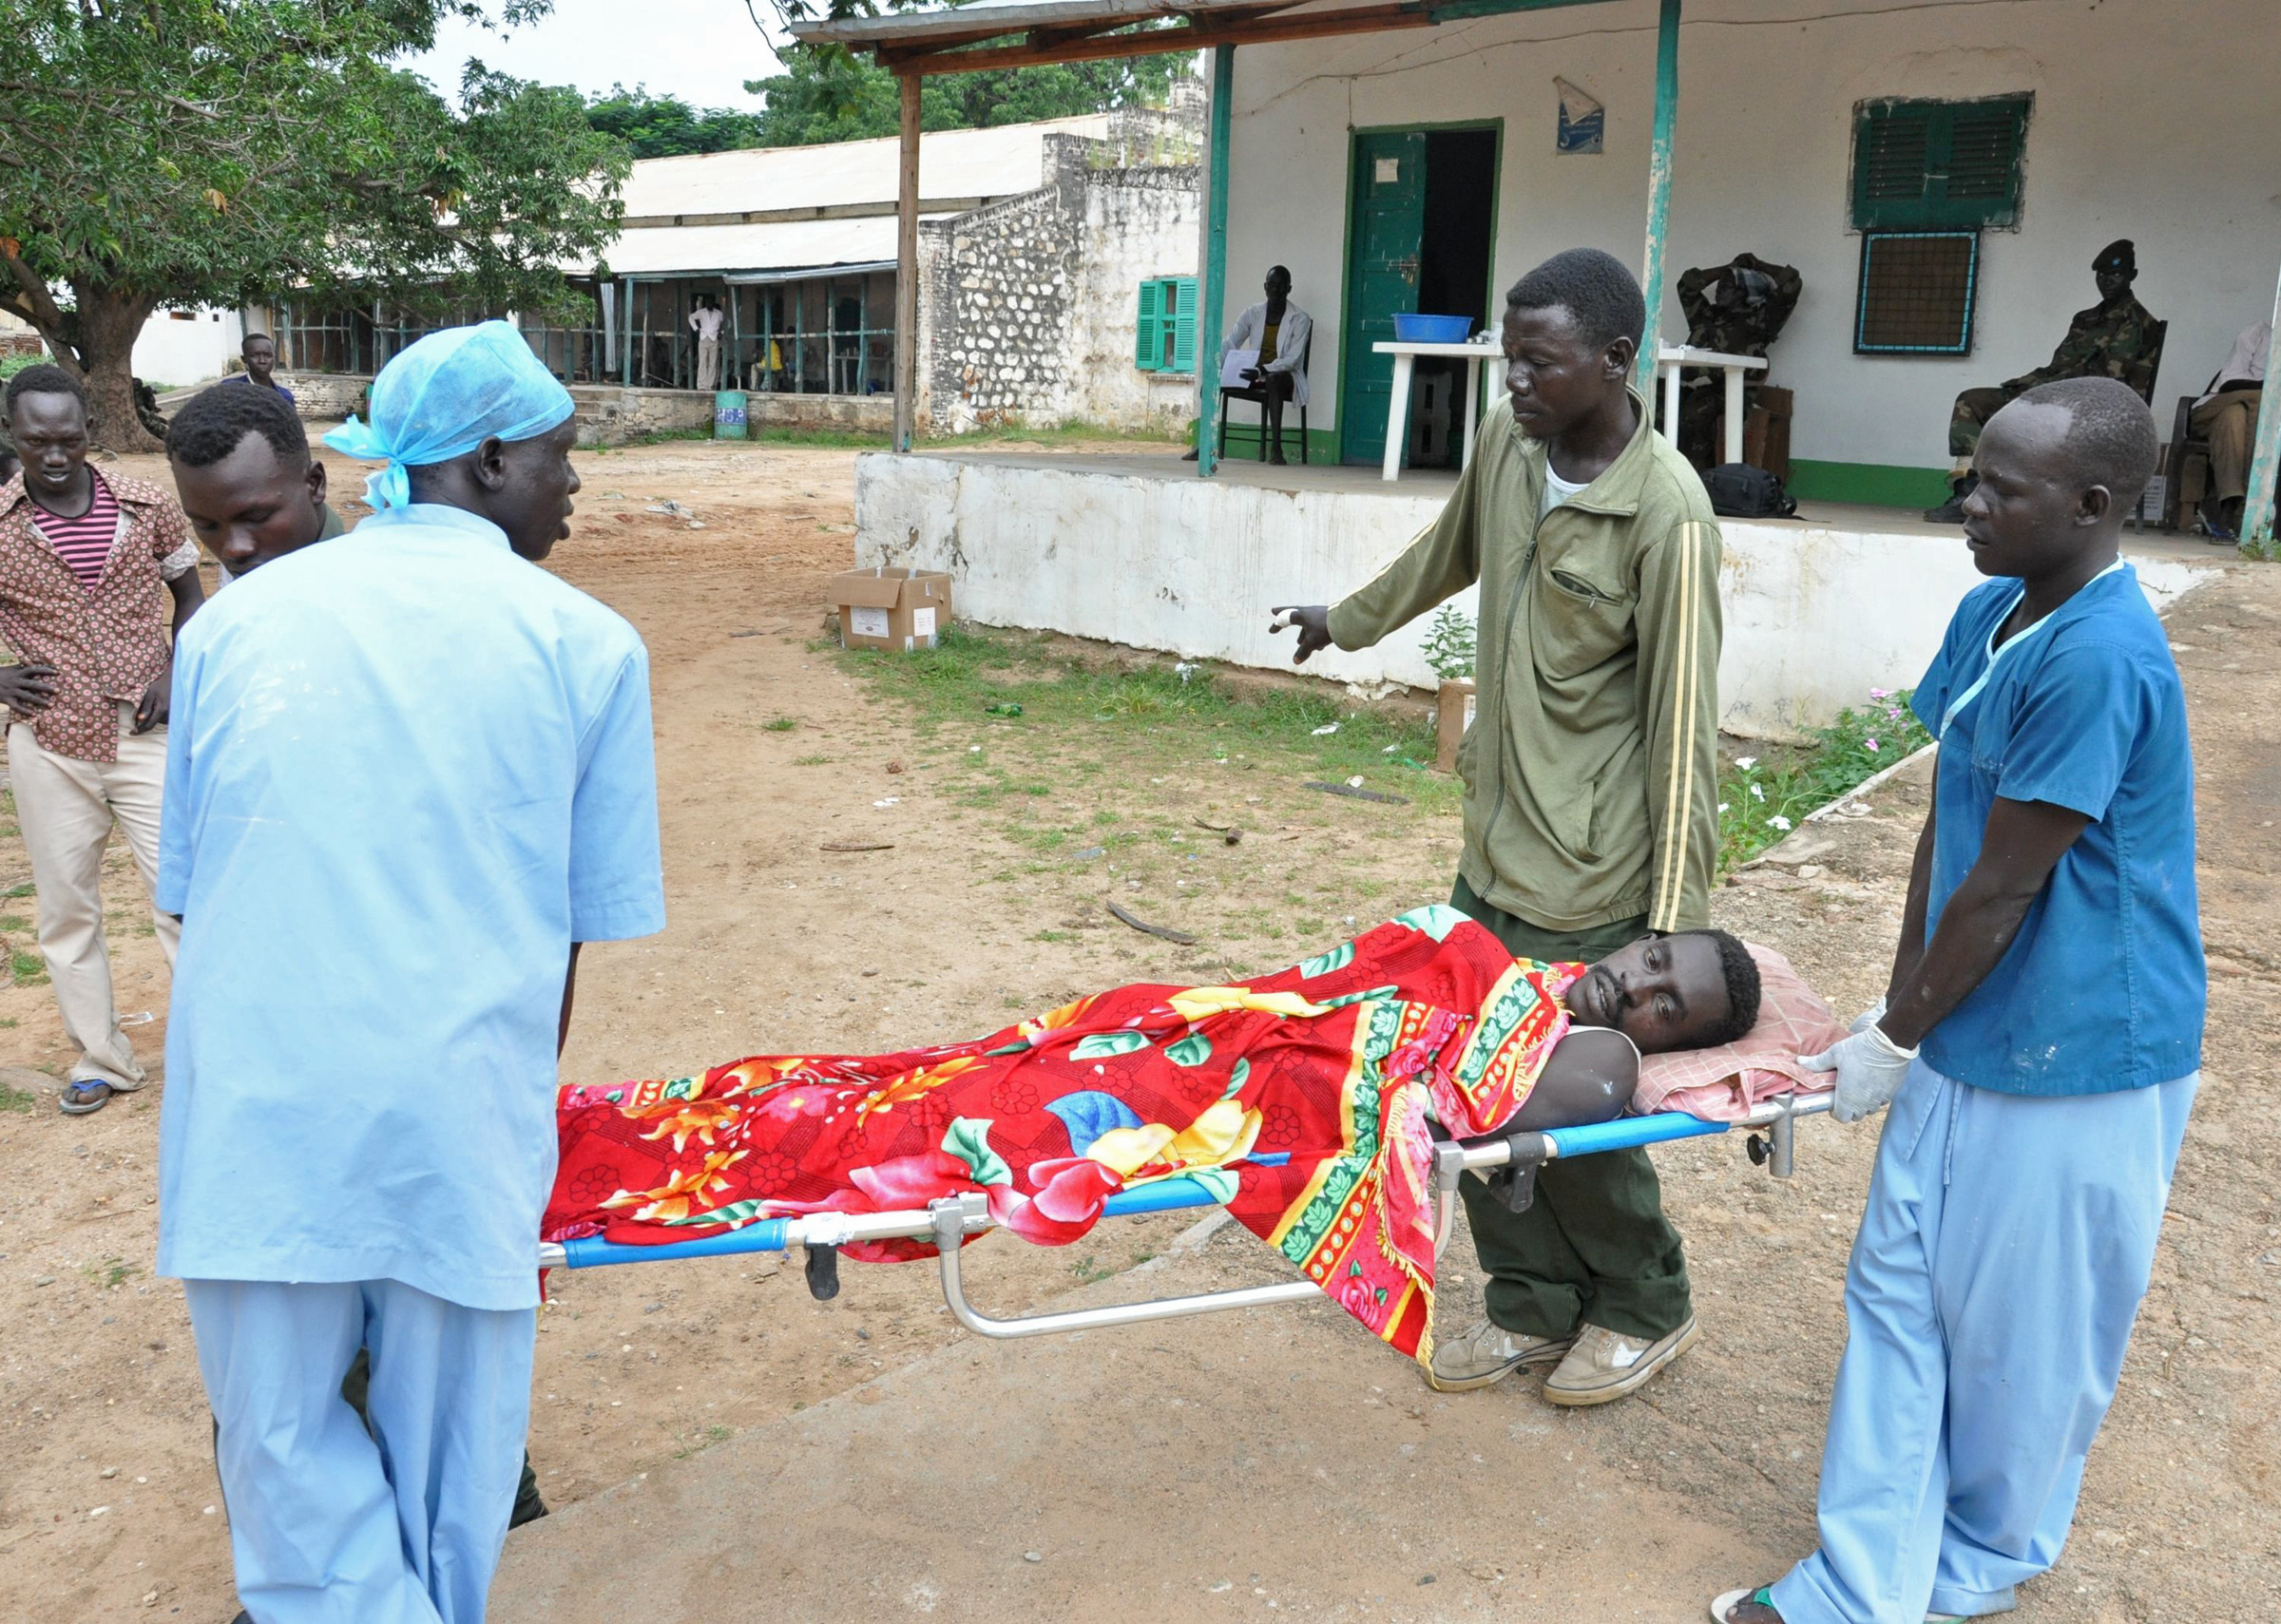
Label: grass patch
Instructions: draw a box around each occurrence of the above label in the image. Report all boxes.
[0,1078,33,1113]
[792,754,832,766]
[835,624,1454,811]
[1720,689,1931,869]
[83,1255,140,1289]
[10,948,47,986]
[0,913,27,931]
[762,716,799,732]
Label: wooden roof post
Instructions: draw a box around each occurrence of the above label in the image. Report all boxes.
[2240,258,2281,555]
[1634,0,1680,400]
[1195,43,1236,476]
[895,69,922,452]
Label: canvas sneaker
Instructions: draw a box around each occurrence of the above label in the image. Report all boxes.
[1424,1319,1573,1392]
[1543,1316,1700,1406]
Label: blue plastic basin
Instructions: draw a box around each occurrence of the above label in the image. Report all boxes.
[1392,313,1474,343]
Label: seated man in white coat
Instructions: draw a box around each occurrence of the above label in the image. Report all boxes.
[1189,265,1313,466]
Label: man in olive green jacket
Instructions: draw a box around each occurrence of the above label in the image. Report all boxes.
[1275,248,1722,1405]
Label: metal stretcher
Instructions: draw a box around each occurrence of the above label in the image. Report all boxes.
[537,1093,1832,1340]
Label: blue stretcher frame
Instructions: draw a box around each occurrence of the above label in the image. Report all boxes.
[539,1095,1832,1339]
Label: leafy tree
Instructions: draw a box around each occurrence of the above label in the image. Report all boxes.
[0,1,627,449]
[584,85,769,159]
[744,46,1186,148]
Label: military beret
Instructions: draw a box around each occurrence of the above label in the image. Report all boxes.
[2093,239,2137,275]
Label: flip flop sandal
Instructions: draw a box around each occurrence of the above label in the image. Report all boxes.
[59,1079,114,1115]
[1710,1587,1782,1623]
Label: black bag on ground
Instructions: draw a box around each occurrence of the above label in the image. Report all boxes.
[1703,462,1797,519]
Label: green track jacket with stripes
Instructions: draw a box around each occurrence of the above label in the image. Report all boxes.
[1328,390,1723,935]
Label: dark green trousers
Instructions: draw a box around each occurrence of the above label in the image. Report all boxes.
[1449,875,1694,1341]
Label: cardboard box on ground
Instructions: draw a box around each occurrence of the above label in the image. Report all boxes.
[830,566,954,652]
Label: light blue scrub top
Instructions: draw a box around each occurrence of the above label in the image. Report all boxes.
[157,506,666,1310]
[1910,564,2203,1096]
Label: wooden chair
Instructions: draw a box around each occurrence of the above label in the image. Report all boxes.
[1217,332,1311,464]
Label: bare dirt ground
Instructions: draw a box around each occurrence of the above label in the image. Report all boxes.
[1,435,2273,1622]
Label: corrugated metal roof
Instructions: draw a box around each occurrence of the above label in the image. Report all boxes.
[606,216,944,277]
[619,116,1109,220]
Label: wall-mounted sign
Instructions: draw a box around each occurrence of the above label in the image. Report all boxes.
[1556,78,1604,154]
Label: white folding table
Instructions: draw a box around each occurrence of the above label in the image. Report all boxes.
[1372,339,1505,482]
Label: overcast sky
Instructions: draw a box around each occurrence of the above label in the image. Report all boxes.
[403,0,786,109]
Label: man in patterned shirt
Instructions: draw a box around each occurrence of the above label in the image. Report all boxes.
[0,364,205,1113]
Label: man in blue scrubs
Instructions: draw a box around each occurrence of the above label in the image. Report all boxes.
[1714,377,2203,1624]
[159,322,665,1623]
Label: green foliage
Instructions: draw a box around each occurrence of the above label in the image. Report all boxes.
[585,85,767,158]
[1719,689,1932,869]
[0,1077,32,1113]
[0,2,626,443]
[1419,605,1476,683]
[744,46,1186,148]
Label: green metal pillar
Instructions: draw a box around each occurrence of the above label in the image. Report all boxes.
[2239,258,2281,556]
[1634,0,1681,398]
[1196,43,1236,477]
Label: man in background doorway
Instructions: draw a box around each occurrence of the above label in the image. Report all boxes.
[690,295,725,392]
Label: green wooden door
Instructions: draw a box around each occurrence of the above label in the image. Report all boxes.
[1340,131,1428,466]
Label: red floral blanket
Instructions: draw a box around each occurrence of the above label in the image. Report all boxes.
[546,907,1578,1363]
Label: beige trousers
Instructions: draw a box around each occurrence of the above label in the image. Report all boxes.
[8,704,179,1086]
[2192,390,2261,503]
[696,336,721,392]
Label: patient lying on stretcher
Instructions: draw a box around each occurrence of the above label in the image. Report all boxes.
[546,906,1760,1361]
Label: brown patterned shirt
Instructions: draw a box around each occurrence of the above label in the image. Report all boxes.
[0,470,201,762]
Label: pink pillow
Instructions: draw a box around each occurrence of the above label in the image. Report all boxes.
[1630,943,1849,1121]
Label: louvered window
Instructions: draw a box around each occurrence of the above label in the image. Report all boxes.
[1134,276,1198,373]
[1851,97,2030,231]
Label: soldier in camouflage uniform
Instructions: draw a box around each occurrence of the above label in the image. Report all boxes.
[1927,239,2160,522]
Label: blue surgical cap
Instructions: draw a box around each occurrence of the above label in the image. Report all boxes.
[323,320,576,510]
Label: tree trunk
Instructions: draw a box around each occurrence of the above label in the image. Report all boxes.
[69,280,163,453]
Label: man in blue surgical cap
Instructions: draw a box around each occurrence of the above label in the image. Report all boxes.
[157,321,666,1623]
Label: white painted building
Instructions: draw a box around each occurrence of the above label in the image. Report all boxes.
[1206,0,2276,503]
[806,0,2269,733]
[132,306,242,391]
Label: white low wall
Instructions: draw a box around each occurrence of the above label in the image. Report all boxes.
[854,453,2214,738]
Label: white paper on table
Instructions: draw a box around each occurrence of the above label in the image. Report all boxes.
[1220,348,1260,391]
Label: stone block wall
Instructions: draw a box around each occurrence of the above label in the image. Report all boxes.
[921,133,1200,437]
[568,385,715,446]
[275,372,372,420]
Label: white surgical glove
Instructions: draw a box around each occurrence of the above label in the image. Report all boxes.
[1850,997,1888,1036]
[1800,1022,1918,1124]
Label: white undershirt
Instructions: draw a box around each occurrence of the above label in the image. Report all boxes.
[1542,463,1591,518]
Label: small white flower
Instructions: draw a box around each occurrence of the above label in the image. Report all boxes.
[1769,814,1793,831]
[1717,802,1730,813]
[1750,783,1765,801]
[1735,755,1757,772]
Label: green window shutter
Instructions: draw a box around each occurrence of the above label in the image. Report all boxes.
[1171,276,1198,373]
[1135,278,1163,372]
[1853,97,2029,231]
[1930,98,2029,228]
[1851,102,1936,229]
